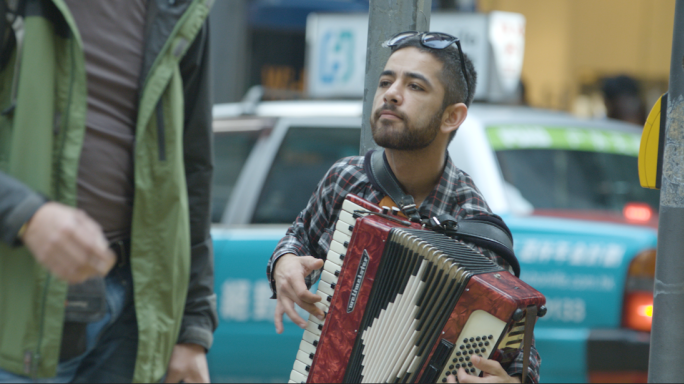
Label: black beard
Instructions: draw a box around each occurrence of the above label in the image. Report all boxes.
[371,104,443,150]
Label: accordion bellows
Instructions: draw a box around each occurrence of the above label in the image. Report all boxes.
[290,194,545,383]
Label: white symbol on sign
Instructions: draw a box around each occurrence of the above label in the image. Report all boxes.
[220,279,251,321]
[253,280,277,321]
[319,30,355,85]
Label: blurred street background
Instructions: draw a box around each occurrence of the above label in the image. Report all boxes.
[204,1,678,383]
[209,0,674,118]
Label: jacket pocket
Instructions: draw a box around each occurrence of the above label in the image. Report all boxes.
[156,99,166,161]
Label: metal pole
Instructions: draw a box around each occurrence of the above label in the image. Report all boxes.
[648,1,684,382]
[360,0,433,155]
[209,0,249,103]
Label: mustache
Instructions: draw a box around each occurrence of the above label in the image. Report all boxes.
[373,104,406,121]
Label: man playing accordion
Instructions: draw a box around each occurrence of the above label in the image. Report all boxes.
[267,31,541,383]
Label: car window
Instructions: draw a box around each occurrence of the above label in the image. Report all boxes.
[488,125,660,213]
[252,126,360,224]
[212,130,260,223]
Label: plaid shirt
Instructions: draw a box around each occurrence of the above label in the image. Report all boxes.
[267,154,541,383]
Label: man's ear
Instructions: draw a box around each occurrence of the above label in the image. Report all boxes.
[441,103,468,135]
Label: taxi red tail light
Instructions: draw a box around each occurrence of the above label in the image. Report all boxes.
[622,249,656,332]
[623,203,654,223]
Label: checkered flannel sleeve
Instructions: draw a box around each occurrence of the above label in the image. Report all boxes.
[266,157,366,298]
[505,338,541,383]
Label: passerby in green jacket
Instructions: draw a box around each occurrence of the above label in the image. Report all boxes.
[0,0,217,382]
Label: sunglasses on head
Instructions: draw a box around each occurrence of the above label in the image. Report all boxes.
[383,31,470,100]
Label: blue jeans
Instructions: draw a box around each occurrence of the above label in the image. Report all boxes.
[0,264,138,383]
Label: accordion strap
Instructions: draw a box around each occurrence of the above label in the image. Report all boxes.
[364,149,521,277]
[521,305,538,384]
[366,149,422,222]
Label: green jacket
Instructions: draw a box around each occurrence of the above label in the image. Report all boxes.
[0,0,217,381]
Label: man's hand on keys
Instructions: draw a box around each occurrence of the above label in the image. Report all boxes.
[273,253,325,334]
[21,202,116,284]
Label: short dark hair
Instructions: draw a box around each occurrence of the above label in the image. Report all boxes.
[602,75,640,101]
[390,35,478,108]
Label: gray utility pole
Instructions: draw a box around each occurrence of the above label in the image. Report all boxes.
[360,0,433,155]
[648,1,684,382]
[209,0,250,103]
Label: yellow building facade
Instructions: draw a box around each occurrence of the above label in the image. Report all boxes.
[479,0,675,115]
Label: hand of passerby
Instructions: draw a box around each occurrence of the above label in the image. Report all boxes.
[273,253,325,334]
[21,202,116,284]
[444,355,520,383]
[165,343,210,383]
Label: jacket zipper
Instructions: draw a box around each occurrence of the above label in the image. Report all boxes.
[30,274,51,379]
[156,99,166,161]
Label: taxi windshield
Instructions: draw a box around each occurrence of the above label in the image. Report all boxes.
[488,125,660,213]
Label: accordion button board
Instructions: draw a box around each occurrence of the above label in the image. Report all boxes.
[436,310,506,382]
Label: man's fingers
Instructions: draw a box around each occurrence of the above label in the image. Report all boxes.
[22,202,113,283]
[455,355,519,383]
[185,369,208,384]
[457,367,475,383]
[470,355,508,378]
[51,236,94,283]
[72,215,115,275]
[288,279,325,319]
[281,296,307,329]
[301,256,324,274]
[293,297,325,320]
[274,300,286,334]
[447,374,458,383]
[90,247,116,275]
[290,277,322,304]
[163,369,183,383]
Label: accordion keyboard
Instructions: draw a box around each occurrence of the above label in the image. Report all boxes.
[288,199,366,384]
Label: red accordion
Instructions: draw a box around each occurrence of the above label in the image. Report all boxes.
[289,195,546,383]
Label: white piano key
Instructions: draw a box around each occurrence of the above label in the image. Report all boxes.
[302,330,320,347]
[342,199,366,214]
[299,339,317,355]
[288,380,297,384]
[293,359,311,376]
[338,210,357,227]
[314,301,329,313]
[326,250,344,266]
[336,221,354,237]
[320,270,338,285]
[308,312,324,325]
[318,280,335,297]
[329,240,347,257]
[319,292,333,305]
[306,319,324,336]
[290,370,307,383]
[297,349,314,365]
[333,230,351,247]
[323,260,340,277]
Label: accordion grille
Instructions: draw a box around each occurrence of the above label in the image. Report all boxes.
[344,228,503,383]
